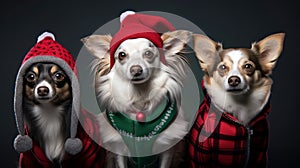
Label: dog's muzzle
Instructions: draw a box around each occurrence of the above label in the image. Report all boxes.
[37,86,49,97]
[228,76,241,87]
[130,65,143,77]
[226,75,248,94]
[34,80,54,100]
[129,65,150,84]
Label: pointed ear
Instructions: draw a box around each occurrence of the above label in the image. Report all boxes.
[193,34,222,73]
[81,35,112,76]
[252,33,285,75]
[161,30,192,56]
[81,35,112,59]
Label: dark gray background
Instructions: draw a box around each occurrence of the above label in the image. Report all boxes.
[1,0,299,167]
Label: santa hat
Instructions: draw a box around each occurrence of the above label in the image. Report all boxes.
[109,11,176,68]
[13,32,82,155]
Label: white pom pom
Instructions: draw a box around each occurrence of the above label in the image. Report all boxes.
[120,11,135,23]
[37,32,55,43]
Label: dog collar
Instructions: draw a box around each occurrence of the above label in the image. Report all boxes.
[107,97,177,139]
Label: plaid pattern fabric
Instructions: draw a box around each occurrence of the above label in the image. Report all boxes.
[188,82,270,168]
[19,109,106,168]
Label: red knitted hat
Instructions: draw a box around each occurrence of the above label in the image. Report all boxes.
[23,32,76,73]
[109,11,176,68]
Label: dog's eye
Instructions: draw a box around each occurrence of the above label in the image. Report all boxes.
[244,64,252,69]
[26,72,36,82]
[219,64,227,70]
[243,63,255,74]
[53,72,65,82]
[144,50,154,58]
[118,52,127,60]
[218,64,227,77]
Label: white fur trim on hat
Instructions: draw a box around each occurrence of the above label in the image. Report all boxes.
[120,11,135,23]
[37,32,55,43]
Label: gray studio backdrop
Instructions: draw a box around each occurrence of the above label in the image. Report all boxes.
[1,0,299,167]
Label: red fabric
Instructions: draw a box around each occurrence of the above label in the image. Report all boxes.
[188,82,270,167]
[109,13,176,68]
[23,36,77,75]
[19,109,106,168]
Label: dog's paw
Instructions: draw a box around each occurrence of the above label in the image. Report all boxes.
[14,135,33,153]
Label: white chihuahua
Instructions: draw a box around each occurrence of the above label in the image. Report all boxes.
[82,30,192,167]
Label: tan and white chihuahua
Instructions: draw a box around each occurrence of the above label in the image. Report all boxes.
[82,30,192,167]
[193,33,284,125]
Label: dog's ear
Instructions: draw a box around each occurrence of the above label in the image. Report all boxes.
[81,35,112,59]
[251,33,285,75]
[193,34,222,73]
[81,35,112,76]
[161,30,192,56]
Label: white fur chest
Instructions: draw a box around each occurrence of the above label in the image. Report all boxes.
[206,82,270,125]
[32,105,65,161]
[99,69,171,115]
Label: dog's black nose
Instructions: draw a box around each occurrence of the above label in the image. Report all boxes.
[130,65,143,77]
[37,86,49,96]
[228,76,241,87]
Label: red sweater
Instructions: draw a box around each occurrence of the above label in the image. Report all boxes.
[19,110,106,168]
[188,83,270,167]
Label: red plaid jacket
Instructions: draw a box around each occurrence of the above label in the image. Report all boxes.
[188,83,270,168]
[19,109,106,168]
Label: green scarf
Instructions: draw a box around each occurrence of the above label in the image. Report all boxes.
[106,97,177,167]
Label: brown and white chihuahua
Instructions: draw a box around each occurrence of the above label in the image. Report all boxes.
[193,33,284,125]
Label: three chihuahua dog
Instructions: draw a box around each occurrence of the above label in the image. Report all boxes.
[14,11,284,168]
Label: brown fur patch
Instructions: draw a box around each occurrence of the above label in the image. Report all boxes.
[24,85,34,101]
[33,66,39,75]
[50,65,58,75]
[53,82,71,103]
[205,74,211,85]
